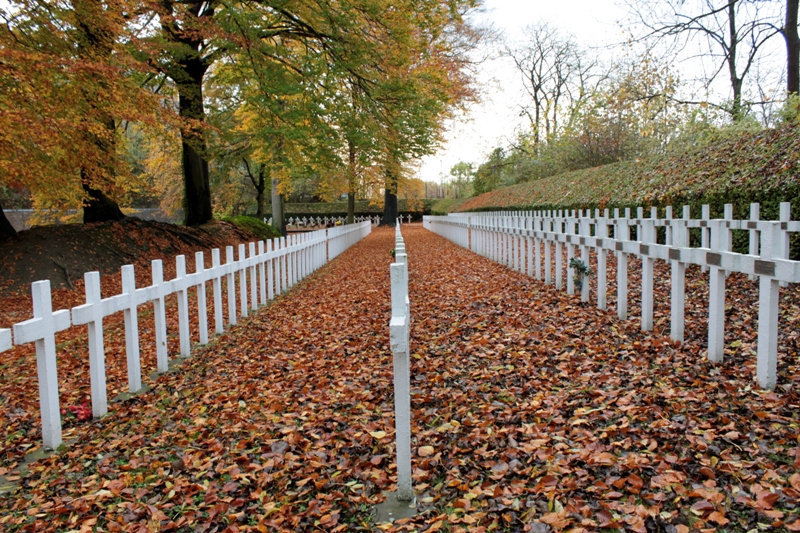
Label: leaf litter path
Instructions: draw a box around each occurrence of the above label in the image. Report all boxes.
[2,225,800,533]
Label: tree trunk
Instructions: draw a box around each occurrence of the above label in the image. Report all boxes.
[347,193,355,224]
[179,74,212,226]
[787,0,800,95]
[0,202,17,239]
[347,139,356,224]
[382,170,398,226]
[728,1,744,121]
[271,174,286,236]
[82,180,125,223]
[255,167,266,219]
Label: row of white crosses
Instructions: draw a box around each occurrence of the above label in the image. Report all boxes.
[389,222,412,501]
[265,214,413,227]
[424,202,797,390]
[355,216,383,225]
[0,222,373,451]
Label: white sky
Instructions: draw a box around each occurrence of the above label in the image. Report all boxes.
[416,0,629,183]
[416,0,787,184]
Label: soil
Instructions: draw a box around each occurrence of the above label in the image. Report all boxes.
[0,217,258,298]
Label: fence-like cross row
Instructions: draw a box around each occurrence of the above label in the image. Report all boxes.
[0,222,372,451]
[425,202,797,391]
[389,222,412,502]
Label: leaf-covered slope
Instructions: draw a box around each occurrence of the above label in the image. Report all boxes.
[456,124,800,214]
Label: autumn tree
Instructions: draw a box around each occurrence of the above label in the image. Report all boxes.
[377,2,482,225]
[0,0,158,238]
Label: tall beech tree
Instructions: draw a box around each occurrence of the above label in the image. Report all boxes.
[0,0,157,237]
[74,0,127,223]
[374,1,481,225]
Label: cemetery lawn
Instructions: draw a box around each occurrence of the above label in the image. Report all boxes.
[1,225,800,532]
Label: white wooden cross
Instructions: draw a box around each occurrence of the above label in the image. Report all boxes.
[13,280,70,450]
[71,272,108,418]
[249,242,258,311]
[151,259,170,371]
[238,243,248,317]
[195,252,209,345]
[174,256,191,357]
[121,265,143,392]
[211,250,224,334]
[0,328,11,352]
[226,246,237,325]
[390,255,412,501]
[258,241,267,306]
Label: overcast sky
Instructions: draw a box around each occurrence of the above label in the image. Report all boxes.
[416,0,788,184]
[415,0,629,183]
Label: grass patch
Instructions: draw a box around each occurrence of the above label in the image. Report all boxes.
[220,215,282,241]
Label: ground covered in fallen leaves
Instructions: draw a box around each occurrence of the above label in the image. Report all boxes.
[1,225,799,532]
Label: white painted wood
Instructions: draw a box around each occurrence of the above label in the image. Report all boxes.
[596,210,607,310]
[13,280,69,449]
[175,256,190,357]
[617,209,629,321]
[669,208,689,343]
[83,272,107,417]
[288,235,295,288]
[566,214,575,295]
[195,252,209,345]
[278,237,286,293]
[641,218,654,331]
[121,265,142,391]
[707,207,732,363]
[390,259,412,501]
[0,328,11,352]
[534,217,542,281]
[527,221,534,277]
[701,204,710,272]
[757,222,780,390]
[211,249,223,334]
[749,203,760,281]
[239,244,248,318]
[555,217,563,290]
[779,202,790,288]
[249,242,258,311]
[544,218,552,285]
[226,246,237,325]
[665,206,673,246]
[151,259,170,370]
[267,239,274,300]
[258,241,267,306]
[5,224,375,452]
[580,213,590,302]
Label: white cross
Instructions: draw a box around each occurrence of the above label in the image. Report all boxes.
[121,265,143,392]
[195,251,209,345]
[71,272,108,418]
[13,280,70,450]
[174,255,191,357]
[150,259,170,372]
[0,328,11,352]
